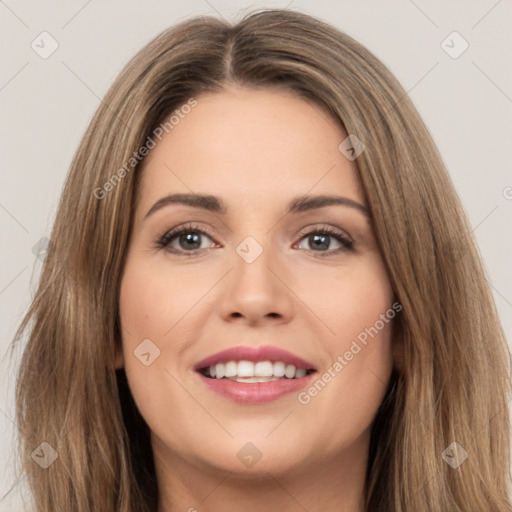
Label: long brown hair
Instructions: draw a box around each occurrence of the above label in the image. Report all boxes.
[11,8,512,511]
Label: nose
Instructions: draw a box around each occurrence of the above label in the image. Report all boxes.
[217,239,295,327]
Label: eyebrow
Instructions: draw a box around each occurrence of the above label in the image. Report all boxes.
[144,193,370,219]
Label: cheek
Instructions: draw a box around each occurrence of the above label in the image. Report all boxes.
[301,253,394,342]
[119,258,207,343]
[296,255,395,433]
[306,328,394,453]
[118,259,190,429]
[118,257,216,407]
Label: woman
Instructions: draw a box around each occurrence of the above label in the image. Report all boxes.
[12,8,512,512]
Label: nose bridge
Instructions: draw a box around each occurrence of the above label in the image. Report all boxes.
[217,228,295,324]
[229,204,279,269]
[235,233,267,266]
[232,231,279,293]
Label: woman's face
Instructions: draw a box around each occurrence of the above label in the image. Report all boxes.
[118,86,397,480]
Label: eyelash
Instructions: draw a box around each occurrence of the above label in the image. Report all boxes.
[155,222,354,257]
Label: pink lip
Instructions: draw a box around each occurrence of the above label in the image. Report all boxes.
[193,345,316,371]
[193,345,317,404]
[197,373,316,404]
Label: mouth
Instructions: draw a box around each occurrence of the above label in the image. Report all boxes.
[198,361,316,382]
[194,345,317,403]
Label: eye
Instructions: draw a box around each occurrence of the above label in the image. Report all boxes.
[294,226,354,256]
[156,223,217,255]
[155,223,354,257]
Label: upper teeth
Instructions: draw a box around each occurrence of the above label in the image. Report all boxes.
[208,360,308,379]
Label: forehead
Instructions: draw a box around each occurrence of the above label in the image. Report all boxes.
[136,86,365,217]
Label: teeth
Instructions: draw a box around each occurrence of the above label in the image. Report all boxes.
[208,360,310,379]
[295,368,307,378]
[284,364,296,379]
[254,361,273,377]
[273,361,285,377]
[224,361,237,377]
[215,363,225,379]
[237,360,254,377]
[231,376,281,383]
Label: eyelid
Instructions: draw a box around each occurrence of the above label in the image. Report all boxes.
[155,222,355,256]
[155,222,217,251]
[296,224,354,243]
[294,224,354,255]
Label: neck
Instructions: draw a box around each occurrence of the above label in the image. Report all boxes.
[154,432,369,512]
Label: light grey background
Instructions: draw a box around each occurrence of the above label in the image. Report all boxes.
[1,1,511,509]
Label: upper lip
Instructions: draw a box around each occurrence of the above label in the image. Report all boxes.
[193,345,317,371]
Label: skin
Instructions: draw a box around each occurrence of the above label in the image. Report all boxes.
[118,85,401,512]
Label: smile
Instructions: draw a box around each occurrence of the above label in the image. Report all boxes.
[194,345,318,403]
[199,360,314,381]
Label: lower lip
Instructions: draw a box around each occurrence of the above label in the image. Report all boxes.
[197,372,315,404]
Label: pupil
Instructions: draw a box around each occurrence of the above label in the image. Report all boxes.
[177,232,330,251]
[311,234,329,250]
[180,233,201,250]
